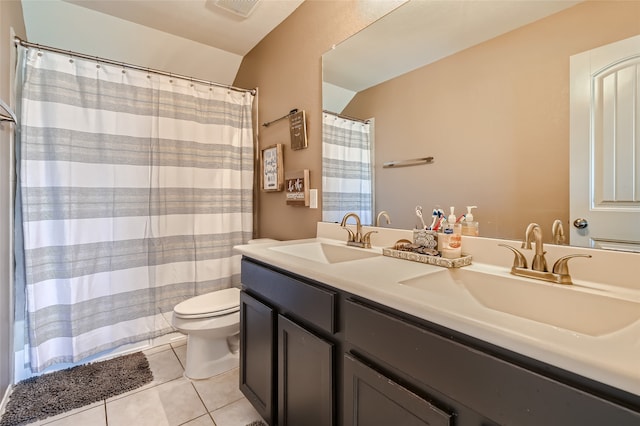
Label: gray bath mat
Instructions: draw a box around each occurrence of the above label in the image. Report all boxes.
[0,351,153,426]
[246,422,267,426]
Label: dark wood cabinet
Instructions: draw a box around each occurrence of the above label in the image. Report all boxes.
[344,298,640,426]
[278,315,334,426]
[240,258,338,426]
[343,354,452,426]
[240,256,640,426]
[240,291,275,424]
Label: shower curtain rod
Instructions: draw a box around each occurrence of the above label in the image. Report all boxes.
[14,37,256,95]
[323,110,370,124]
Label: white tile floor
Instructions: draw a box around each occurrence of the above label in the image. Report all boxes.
[29,341,265,426]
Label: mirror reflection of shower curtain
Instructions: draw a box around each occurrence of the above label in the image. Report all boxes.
[322,112,373,224]
[13,46,254,376]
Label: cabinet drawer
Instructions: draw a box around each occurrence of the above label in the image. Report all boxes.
[345,299,640,426]
[344,354,452,426]
[241,258,336,334]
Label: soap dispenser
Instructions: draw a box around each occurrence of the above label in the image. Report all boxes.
[461,206,479,236]
[442,207,462,259]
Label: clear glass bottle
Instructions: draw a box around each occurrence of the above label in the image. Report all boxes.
[461,206,479,236]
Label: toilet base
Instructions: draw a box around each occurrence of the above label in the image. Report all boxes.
[184,333,239,380]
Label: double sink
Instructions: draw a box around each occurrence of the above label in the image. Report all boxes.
[269,240,639,337]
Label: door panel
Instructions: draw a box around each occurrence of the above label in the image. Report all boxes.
[571,34,640,250]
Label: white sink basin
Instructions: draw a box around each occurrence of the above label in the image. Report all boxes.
[269,241,381,264]
[400,268,639,336]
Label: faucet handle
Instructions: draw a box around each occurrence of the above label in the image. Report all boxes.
[362,230,378,248]
[552,254,592,275]
[342,226,356,242]
[498,244,528,269]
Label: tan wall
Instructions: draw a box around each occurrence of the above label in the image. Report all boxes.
[234,0,403,240]
[1,0,26,392]
[237,0,640,242]
[341,1,640,241]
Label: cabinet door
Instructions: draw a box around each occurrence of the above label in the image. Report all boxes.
[240,291,275,424]
[278,315,334,426]
[344,354,452,426]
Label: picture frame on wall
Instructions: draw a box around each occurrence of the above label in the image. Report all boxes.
[285,169,310,206]
[261,144,284,192]
[289,110,308,150]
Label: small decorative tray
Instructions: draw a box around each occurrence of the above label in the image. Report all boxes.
[382,247,472,268]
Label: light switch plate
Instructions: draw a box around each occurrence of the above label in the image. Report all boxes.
[310,189,318,209]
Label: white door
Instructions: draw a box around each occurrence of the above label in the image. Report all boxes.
[570,35,640,251]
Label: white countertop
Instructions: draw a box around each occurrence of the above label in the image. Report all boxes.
[235,227,640,397]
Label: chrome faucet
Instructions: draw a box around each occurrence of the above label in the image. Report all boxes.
[500,222,591,285]
[340,212,376,249]
[552,219,565,245]
[376,211,391,227]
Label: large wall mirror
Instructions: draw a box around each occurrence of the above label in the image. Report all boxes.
[322,0,640,250]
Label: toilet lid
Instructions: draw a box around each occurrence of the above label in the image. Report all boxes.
[174,287,240,319]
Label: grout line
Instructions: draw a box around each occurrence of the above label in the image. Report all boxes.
[210,394,248,413]
[172,344,216,426]
[176,413,217,426]
[106,347,183,404]
[187,379,222,426]
[170,344,186,371]
[210,412,218,426]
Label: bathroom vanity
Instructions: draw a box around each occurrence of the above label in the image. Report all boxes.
[235,227,640,426]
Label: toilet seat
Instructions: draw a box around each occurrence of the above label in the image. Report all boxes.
[174,287,240,319]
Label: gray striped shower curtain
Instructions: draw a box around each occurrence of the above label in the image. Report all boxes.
[14,46,254,374]
[322,112,372,224]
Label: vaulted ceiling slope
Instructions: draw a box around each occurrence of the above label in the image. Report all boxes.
[63,0,305,56]
[20,0,304,85]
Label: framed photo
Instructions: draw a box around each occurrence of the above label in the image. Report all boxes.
[261,144,284,192]
[285,169,310,206]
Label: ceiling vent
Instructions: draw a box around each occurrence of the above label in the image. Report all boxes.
[213,0,261,18]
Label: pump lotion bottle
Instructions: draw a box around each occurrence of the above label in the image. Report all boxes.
[442,207,462,259]
[461,206,479,236]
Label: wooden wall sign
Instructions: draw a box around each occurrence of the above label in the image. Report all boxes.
[261,144,284,192]
[285,169,310,206]
[289,110,308,150]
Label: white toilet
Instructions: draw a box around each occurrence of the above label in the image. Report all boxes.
[172,287,241,380]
